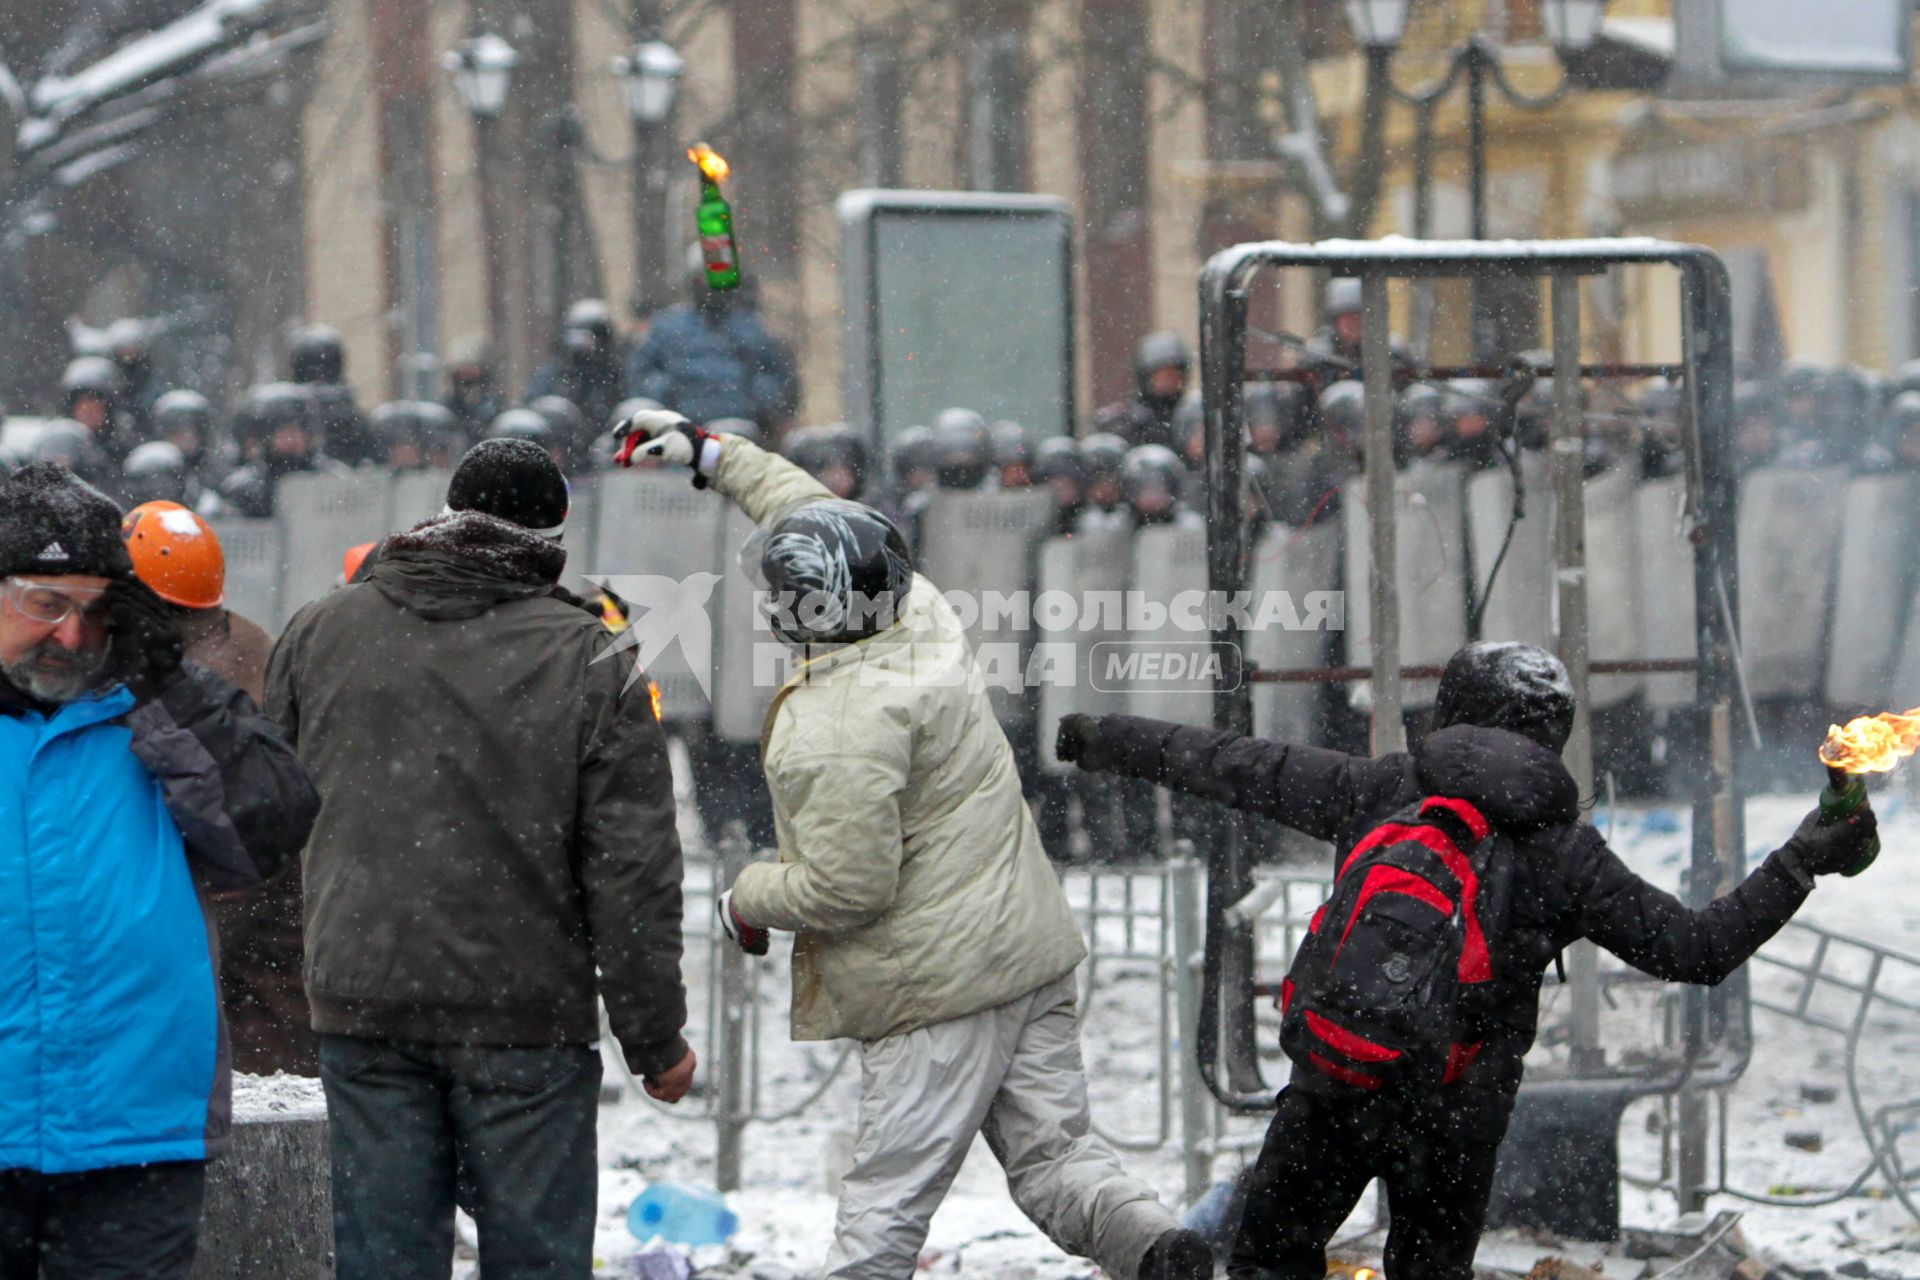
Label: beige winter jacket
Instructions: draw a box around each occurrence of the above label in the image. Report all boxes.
[718,439,1087,1043]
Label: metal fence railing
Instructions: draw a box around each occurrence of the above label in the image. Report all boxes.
[606,843,1290,1205]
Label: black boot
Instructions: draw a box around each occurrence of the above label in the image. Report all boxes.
[1141,1227,1215,1280]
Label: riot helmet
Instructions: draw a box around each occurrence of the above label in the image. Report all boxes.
[1122,444,1184,524]
[289,324,346,385]
[931,408,990,489]
[122,441,192,506]
[1134,331,1191,407]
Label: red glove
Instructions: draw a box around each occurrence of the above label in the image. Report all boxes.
[717,890,768,956]
[612,409,717,488]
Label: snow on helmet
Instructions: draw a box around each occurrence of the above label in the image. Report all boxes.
[122,500,226,610]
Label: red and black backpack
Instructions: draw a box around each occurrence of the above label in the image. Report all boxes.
[1278,795,1511,1094]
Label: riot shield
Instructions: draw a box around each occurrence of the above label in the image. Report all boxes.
[1825,474,1917,709]
[1036,529,1132,771]
[1585,464,1644,709]
[273,471,394,630]
[1343,462,1469,708]
[587,471,726,721]
[388,470,453,532]
[1635,475,1697,710]
[1737,467,1846,698]
[1247,521,1341,744]
[711,507,781,742]
[1465,452,1552,649]
[914,490,1054,723]
[206,518,283,632]
[1127,524,1212,726]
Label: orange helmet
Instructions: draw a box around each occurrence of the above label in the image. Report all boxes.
[122,501,226,610]
[341,542,376,584]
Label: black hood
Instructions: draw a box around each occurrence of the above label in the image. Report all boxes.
[1413,724,1579,833]
[1433,641,1575,752]
[370,510,566,622]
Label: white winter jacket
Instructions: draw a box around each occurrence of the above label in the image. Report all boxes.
[718,439,1088,1043]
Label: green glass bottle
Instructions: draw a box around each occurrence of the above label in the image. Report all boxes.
[1818,768,1880,876]
[691,144,741,291]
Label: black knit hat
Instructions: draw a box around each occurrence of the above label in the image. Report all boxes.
[0,463,132,581]
[446,439,570,533]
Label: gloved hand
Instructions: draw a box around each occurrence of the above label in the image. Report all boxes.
[717,890,769,956]
[613,409,718,488]
[1781,800,1880,880]
[103,579,185,703]
[1054,714,1101,768]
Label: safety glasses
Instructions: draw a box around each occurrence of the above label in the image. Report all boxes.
[3,578,111,628]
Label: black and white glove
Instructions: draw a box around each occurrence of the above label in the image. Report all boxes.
[717,890,769,956]
[613,409,720,489]
[1779,802,1880,882]
[103,579,185,703]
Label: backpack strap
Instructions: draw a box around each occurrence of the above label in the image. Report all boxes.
[1418,796,1491,841]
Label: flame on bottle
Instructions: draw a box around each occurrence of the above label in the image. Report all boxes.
[648,679,664,723]
[1819,707,1920,774]
[688,142,729,184]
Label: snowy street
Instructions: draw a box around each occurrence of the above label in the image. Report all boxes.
[542,786,1920,1278]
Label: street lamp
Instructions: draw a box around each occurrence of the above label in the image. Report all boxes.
[1343,0,1608,356]
[1541,0,1609,55]
[1342,0,1411,51]
[611,37,683,320]
[1343,0,1611,239]
[611,39,683,126]
[444,31,518,357]
[442,32,518,119]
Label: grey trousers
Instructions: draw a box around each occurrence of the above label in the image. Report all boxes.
[822,974,1176,1280]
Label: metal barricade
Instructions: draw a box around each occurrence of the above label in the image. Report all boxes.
[605,846,1234,1205]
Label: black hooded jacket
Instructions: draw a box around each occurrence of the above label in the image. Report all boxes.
[1079,716,1812,1098]
[265,511,690,1076]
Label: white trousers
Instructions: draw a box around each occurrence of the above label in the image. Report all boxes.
[821,974,1177,1280]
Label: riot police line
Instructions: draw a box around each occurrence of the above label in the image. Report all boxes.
[133,447,1901,862]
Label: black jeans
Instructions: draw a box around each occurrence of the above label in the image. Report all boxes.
[1229,1085,1510,1280]
[319,1035,602,1280]
[0,1161,205,1280]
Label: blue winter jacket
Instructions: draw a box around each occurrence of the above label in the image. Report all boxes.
[0,667,318,1174]
[624,303,799,426]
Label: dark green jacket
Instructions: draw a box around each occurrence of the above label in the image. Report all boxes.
[266,511,688,1076]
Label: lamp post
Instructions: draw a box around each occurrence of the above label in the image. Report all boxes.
[1343,0,1607,354]
[611,35,683,320]
[444,32,519,358]
[1342,0,1609,240]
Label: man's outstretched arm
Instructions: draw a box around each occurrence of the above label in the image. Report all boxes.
[613,409,831,525]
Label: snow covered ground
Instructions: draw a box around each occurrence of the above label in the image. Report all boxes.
[553,778,1920,1277]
